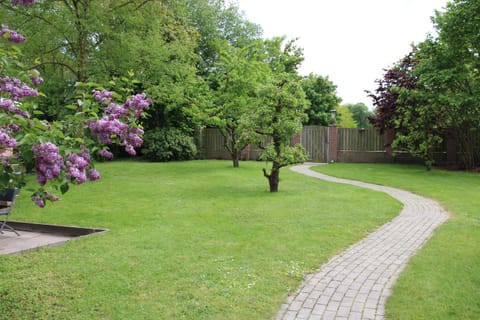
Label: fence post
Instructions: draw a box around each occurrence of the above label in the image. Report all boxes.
[327,125,338,162]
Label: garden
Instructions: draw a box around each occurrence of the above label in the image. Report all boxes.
[2,160,400,319]
[1,0,479,319]
[1,160,478,319]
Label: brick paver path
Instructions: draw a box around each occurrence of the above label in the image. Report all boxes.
[275,163,449,320]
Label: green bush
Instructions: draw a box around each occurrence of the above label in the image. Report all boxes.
[142,127,197,162]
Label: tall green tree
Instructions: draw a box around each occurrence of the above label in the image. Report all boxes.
[207,40,268,167]
[241,38,309,192]
[336,105,358,128]
[412,0,480,169]
[372,0,480,169]
[164,0,262,77]
[0,0,207,132]
[345,103,372,128]
[301,73,342,126]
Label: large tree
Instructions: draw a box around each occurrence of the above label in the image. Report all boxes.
[369,0,480,169]
[411,0,480,169]
[345,103,372,128]
[301,73,341,126]
[336,105,358,128]
[207,40,268,167]
[0,0,207,132]
[241,38,309,192]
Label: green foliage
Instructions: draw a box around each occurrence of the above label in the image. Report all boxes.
[206,40,268,167]
[335,105,358,128]
[302,73,342,126]
[259,144,309,167]
[141,127,197,162]
[345,103,372,128]
[241,38,309,191]
[370,0,480,169]
[0,0,208,133]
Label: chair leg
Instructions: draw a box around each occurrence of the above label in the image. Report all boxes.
[0,221,20,236]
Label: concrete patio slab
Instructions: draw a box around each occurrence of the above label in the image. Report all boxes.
[0,221,106,255]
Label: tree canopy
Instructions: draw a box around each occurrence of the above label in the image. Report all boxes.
[240,37,309,192]
[301,73,341,126]
[368,0,480,169]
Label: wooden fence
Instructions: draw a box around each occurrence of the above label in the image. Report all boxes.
[196,126,478,165]
[197,126,393,163]
[301,126,328,162]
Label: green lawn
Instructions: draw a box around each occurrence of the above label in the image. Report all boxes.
[312,163,480,320]
[1,160,400,320]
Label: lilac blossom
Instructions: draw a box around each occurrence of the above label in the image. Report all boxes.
[11,0,36,6]
[0,99,30,117]
[66,151,90,184]
[98,149,113,159]
[88,92,151,155]
[0,25,25,43]
[0,76,39,101]
[8,124,21,132]
[32,142,64,185]
[92,89,114,104]
[0,129,17,148]
[88,117,128,144]
[88,168,100,181]
[29,70,44,86]
[123,93,152,118]
[105,102,128,119]
[32,196,45,208]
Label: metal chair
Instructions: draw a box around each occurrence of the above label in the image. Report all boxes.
[0,188,20,236]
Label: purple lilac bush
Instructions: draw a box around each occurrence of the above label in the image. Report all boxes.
[0,0,152,206]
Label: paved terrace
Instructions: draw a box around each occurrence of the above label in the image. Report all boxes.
[276,163,449,320]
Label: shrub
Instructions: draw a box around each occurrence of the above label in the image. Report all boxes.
[141,127,197,161]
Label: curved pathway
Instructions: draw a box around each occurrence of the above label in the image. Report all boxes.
[275,163,449,320]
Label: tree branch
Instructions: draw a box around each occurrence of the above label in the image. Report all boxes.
[29,61,78,78]
[262,168,270,179]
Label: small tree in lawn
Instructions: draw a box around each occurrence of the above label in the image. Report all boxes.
[241,37,309,192]
[207,40,268,167]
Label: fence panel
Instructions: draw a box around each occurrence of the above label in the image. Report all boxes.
[338,128,385,151]
[301,126,328,162]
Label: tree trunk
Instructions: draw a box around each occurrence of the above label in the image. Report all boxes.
[263,163,280,192]
[232,153,240,168]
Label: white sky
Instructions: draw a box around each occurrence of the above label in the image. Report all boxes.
[235,0,449,108]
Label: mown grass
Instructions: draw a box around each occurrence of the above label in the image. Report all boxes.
[312,163,480,320]
[0,160,400,319]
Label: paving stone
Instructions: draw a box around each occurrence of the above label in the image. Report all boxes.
[275,164,449,320]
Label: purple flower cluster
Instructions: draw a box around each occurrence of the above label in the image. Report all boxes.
[88,92,151,156]
[0,25,25,43]
[92,89,114,104]
[32,191,59,208]
[65,147,100,184]
[65,149,89,184]
[0,76,39,101]
[32,142,64,185]
[11,0,36,6]
[88,117,128,144]
[123,93,152,118]
[0,129,16,149]
[29,70,43,86]
[31,196,44,208]
[98,149,113,159]
[120,127,144,155]
[0,99,29,117]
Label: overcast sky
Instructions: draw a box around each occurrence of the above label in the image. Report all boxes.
[235,0,449,108]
